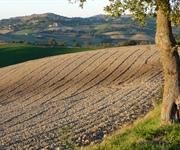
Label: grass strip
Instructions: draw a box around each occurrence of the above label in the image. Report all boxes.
[82,105,180,150]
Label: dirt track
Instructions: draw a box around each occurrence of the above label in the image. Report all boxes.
[0,45,164,149]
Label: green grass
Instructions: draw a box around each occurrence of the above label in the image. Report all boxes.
[14,29,35,35]
[93,24,109,30]
[0,44,96,68]
[82,105,180,150]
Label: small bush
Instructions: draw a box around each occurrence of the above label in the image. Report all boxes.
[48,38,57,46]
[74,42,81,47]
[58,126,78,150]
[84,41,91,47]
[115,40,137,47]
[59,41,67,46]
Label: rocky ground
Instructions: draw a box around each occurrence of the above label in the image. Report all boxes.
[0,45,164,149]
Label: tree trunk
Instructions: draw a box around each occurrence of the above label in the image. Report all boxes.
[155,4,180,124]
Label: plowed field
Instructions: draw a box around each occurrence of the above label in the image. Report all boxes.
[0,45,164,149]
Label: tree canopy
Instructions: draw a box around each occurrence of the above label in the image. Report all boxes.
[48,38,57,46]
[69,0,179,25]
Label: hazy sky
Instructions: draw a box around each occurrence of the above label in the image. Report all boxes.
[0,0,110,20]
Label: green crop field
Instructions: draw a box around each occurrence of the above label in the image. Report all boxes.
[14,29,35,35]
[0,44,95,68]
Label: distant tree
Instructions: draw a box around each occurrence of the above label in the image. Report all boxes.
[69,0,180,125]
[58,41,67,46]
[23,41,30,45]
[104,43,111,48]
[48,38,57,47]
[74,42,81,47]
[18,40,24,43]
[117,40,137,46]
[128,40,137,46]
[84,41,91,47]
[139,41,149,45]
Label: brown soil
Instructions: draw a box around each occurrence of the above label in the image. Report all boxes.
[0,45,164,149]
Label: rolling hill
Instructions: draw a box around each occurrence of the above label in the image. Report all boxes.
[0,45,164,149]
[0,13,176,44]
[1,13,179,45]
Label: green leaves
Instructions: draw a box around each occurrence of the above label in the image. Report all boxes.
[69,0,179,26]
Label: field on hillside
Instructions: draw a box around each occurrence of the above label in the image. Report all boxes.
[0,45,165,149]
[0,44,94,68]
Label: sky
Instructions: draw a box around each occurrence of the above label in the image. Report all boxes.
[0,0,110,20]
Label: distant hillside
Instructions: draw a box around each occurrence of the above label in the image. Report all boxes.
[0,13,179,44]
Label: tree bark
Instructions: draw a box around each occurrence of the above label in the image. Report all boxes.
[155,4,180,124]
